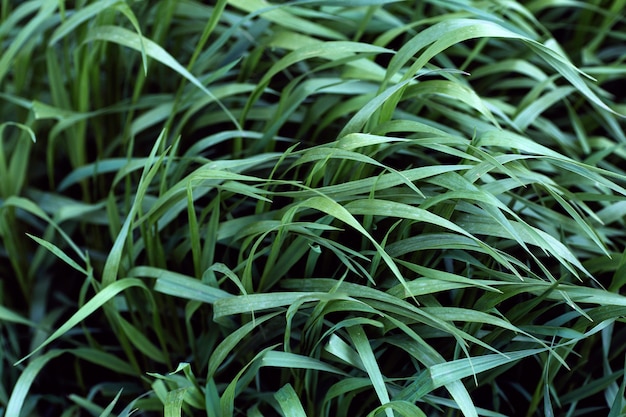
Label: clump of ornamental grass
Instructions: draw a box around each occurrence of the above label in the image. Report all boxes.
[1,1,626,416]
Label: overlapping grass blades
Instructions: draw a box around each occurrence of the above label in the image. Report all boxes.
[1,1,626,416]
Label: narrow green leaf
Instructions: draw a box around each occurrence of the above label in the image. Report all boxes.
[98,389,123,417]
[164,388,187,417]
[101,129,166,286]
[228,0,345,40]
[366,401,427,417]
[27,233,87,276]
[72,348,137,376]
[429,349,546,390]
[6,350,66,417]
[214,292,324,319]
[134,266,233,304]
[117,316,167,364]
[347,325,392,415]
[338,78,413,138]
[15,279,149,365]
[0,305,38,327]
[608,355,626,417]
[261,351,349,376]
[207,312,280,379]
[275,384,307,417]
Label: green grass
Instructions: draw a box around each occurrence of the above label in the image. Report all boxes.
[1,0,626,416]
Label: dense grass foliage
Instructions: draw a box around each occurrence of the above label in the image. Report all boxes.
[1,0,626,416]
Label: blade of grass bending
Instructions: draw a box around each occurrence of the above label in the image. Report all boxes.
[298,196,416,288]
[15,278,149,365]
[228,0,344,40]
[207,312,281,379]
[220,345,279,417]
[385,318,478,417]
[347,325,392,417]
[338,78,414,138]
[429,348,547,390]
[113,2,148,73]
[48,0,147,73]
[27,233,87,275]
[366,401,427,417]
[385,18,527,84]
[513,86,576,130]
[214,292,336,319]
[275,384,307,417]
[48,0,120,45]
[84,26,240,129]
[431,319,615,394]
[0,2,40,38]
[385,18,620,116]
[280,165,471,201]
[297,144,424,198]
[6,349,66,417]
[261,351,350,376]
[246,41,392,116]
[393,262,502,294]
[546,186,609,257]
[131,265,233,303]
[526,40,622,116]
[153,271,233,304]
[3,196,86,264]
[404,80,499,127]
[325,332,366,370]
[344,198,522,278]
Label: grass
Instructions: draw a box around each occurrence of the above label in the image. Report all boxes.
[1,0,626,416]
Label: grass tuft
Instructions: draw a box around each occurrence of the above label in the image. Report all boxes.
[1,1,626,416]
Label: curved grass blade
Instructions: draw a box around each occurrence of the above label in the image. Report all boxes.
[207,312,281,379]
[338,78,414,138]
[6,349,66,417]
[49,0,120,45]
[261,351,349,376]
[228,0,345,40]
[366,401,427,417]
[15,278,150,365]
[27,233,87,276]
[385,18,620,115]
[133,266,233,304]
[84,26,240,129]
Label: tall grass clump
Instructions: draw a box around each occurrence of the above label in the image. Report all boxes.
[1,0,626,416]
